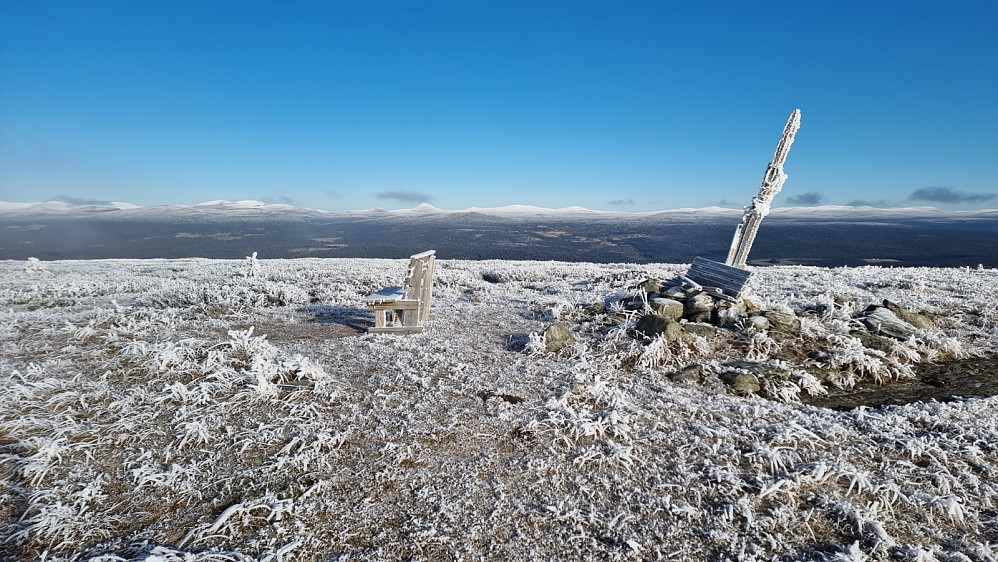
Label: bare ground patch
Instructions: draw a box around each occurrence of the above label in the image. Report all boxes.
[802,357,998,410]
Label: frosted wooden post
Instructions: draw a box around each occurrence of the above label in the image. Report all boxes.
[725,109,802,269]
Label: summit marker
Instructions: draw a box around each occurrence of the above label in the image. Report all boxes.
[725,109,802,268]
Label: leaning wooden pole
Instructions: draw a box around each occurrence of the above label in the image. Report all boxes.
[725,109,802,269]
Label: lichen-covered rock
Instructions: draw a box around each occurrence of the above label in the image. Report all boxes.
[720,371,761,392]
[746,315,770,331]
[763,311,801,335]
[716,301,747,324]
[683,323,717,339]
[651,298,684,320]
[862,307,917,340]
[634,314,682,342]
[684,292,715,322]
[850,330,895,353]
[584,302,607,316]
[685,292,714,313]
[670,364,703,382]
[544,322,576,352]
[663,285,687,301]
[883,299,934,329]
[605,313,628,326]
[640,278,661,293]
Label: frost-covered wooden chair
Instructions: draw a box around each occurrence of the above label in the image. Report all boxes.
[364,250,435,333]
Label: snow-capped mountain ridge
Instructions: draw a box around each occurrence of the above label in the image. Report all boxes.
[2,199,995,219]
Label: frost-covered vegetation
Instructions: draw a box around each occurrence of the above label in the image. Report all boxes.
[1,257,996,561]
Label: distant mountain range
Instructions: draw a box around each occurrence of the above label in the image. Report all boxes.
[3,200,998,266]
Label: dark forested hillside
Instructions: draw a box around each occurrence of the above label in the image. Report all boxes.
[3,212,998,267]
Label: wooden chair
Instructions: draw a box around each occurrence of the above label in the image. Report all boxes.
[364,250,436,333]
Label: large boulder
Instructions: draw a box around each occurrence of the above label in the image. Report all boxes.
[862,307,917,340]
[634,314,682,342]
[544,322,576,352]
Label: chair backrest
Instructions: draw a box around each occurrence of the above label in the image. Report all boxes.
[686,256,753,299]
[403,250,435,321]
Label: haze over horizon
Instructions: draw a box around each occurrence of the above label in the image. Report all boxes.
[1,1,995,212]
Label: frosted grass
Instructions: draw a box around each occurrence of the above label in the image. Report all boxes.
[0,258,996,561]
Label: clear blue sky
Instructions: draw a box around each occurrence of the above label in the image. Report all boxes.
[1,1,995,212]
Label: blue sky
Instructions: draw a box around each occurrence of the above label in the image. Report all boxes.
[1,1,995,212]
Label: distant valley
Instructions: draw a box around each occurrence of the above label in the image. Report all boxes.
[3,201,998,267]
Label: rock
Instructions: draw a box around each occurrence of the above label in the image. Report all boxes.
[544,322,576,352]
[624,297,646,311]
[883,300,934,329]
[584,302,607,316]
[850,330,894,353]
[746,315,770,331]
[684,292,715,322]
[640,278,661,293]
[482,272,503,283]
[650,298,684,320]
[634,314,682,342]
[763,311,801,335]
[669,364,703,382]
[606,313,628,326]
[862,307,917,340]
[720,371,761,392]
[715,301,747,324]
[683,323,717,339]
[663,286,687,301]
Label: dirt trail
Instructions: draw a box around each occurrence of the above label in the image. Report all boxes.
[801,358,998,410]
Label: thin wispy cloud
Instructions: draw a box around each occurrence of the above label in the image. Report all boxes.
[907,186,995,204]
[376,191,434,203]
[607,199,635,206]
[847,199,892,207]
[786,191,825,206]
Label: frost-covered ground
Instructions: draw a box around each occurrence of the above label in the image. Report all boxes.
[1,257,997,561]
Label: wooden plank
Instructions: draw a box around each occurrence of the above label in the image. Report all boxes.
[364,286,406,303]
[691,257,752,281]
[410,249,436,260]
[686,257,753,298]
[368,326,425,334]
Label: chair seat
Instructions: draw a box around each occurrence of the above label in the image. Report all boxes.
[363,286,406,303]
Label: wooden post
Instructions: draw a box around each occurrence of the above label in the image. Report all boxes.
[725,109,802,268]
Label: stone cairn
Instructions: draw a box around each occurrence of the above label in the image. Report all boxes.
[614,277,799,342]
[541,275,936,394]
